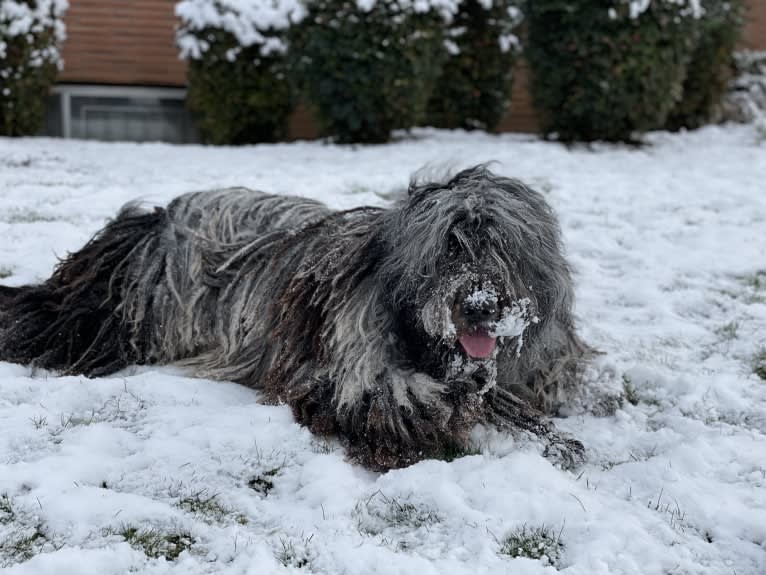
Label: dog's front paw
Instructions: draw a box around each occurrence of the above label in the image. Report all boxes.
[542,433,586,471]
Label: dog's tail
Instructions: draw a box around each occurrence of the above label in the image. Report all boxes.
[0,204,167,376]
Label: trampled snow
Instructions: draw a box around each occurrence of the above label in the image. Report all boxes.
[0,125,765,574]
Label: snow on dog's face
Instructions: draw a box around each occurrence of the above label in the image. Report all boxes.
[418,261,539,389]
[379,165,570,393]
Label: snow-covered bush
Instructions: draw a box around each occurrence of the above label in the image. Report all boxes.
[666,0,744,130]
[176,0,305,144]
[288,0,458,143]
[525,0,702,142]
[426,0,523,131]
[0,0,67,136]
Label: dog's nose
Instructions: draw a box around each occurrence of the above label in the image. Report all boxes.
[461,300,500,323]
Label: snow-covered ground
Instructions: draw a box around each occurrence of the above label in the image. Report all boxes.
[0,126,765,574]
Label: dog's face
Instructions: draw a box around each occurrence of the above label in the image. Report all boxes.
[379,166,567,394]
[416,256,538,389]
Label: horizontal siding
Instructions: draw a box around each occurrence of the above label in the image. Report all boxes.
[58,0,186,86]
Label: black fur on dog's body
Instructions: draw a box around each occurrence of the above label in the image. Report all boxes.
[0,166,590,469]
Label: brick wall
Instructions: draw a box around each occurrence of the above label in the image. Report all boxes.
[56,0,766,136]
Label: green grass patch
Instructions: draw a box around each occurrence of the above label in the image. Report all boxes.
[740,270,766,291]
[1,523,49,566]
[176,491,247,525]
[0,493,16,524]
[0,494,58,567]
[247,466,281,497]
[0,266,12,280]
[105,524,195,561]
[276,534,314,569]
[752,348,766,380]
[0,209,57,224]
[714,321,740,341]
[499,524,564,567]
[177,492,228,523]
[355,491,441,535]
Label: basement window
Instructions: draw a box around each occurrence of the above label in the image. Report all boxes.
[45,84,199,144]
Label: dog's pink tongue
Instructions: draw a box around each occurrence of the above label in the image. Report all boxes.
[459,333,496,359]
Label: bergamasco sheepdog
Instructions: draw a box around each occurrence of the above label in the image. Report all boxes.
[0,165,593,470]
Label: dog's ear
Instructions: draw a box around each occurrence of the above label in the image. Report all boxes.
[274,225,397,418]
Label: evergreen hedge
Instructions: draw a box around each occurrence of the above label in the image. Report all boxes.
[185,30,293,145]
[289,0,449,143]
[427,0,522,131]
[176,0,301,144]
[525,0,701,142]
[666,0,744,131]
[0,0,66,137]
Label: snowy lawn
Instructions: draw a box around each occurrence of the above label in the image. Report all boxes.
[0,126,765,574]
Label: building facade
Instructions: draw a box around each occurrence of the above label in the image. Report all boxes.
[49,0,766,142]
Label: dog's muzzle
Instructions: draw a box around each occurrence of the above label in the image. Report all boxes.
[454,295,501,359]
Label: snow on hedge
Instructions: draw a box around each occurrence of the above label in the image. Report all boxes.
[627,0,700,18]
[176,0,306,59]
[0,0,67,67]
[608,0,702,20]
[175,0,477,60]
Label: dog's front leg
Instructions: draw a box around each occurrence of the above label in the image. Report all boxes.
[487,386,585,470]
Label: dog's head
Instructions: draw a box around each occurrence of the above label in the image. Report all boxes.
[378,165,573,391]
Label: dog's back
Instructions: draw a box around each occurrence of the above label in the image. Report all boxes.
[165,188,331,244]
[0,189,332,376]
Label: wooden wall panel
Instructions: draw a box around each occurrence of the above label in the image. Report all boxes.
[742,0,766,50]
[58,0,187,86]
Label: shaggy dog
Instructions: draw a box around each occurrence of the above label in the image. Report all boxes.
[0,166,590,470]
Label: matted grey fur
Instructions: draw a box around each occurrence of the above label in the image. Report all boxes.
[0,166,591,470]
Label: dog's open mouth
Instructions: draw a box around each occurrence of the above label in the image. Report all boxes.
[458,331,496,359]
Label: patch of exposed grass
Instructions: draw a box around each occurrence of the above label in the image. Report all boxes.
[648,488,688,533]
[276,534,314,569]
[104,524,195,561]
[0,157,33,168]
[0,494,58,567]
[0,494,16,524]
[0,266,12,280]
[620,374,661,407]
[622,375,640,406]
[0,209,57,224]
[247,467,281,497]
[740,270,766,291]
[1,523,49,566]
[752,348,766,381]
[29,415,48,430]
[45,389,147,444]
[714,321,740,342]
[354,491,441,535]
[177,492,228,523]
[176,490,247,525]
[499,524,564,567]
